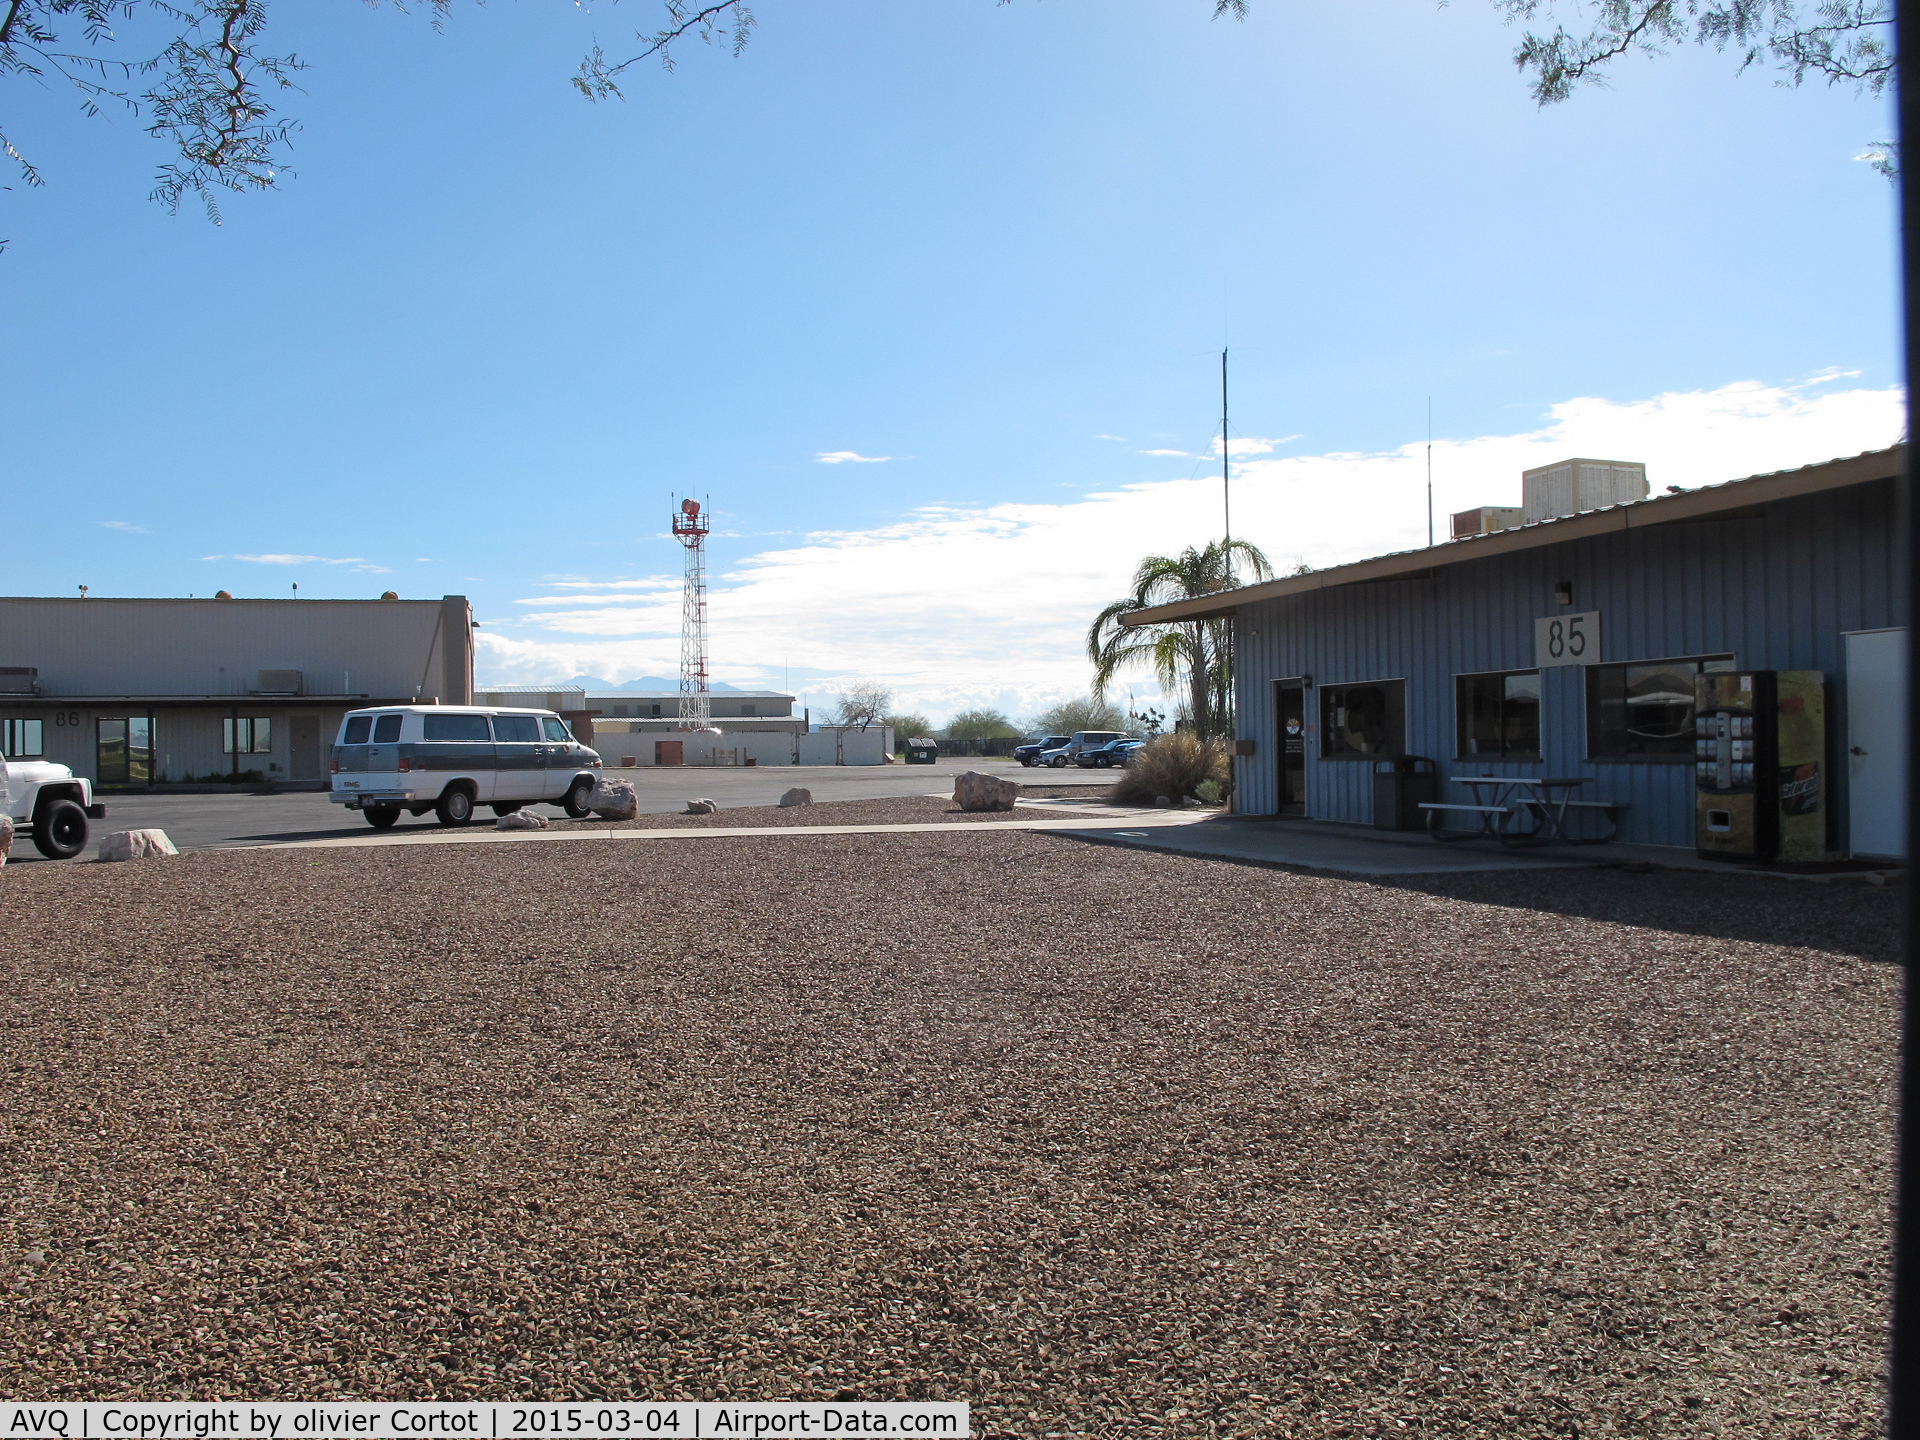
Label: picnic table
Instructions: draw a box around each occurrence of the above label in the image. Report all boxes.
[1420,775,1601,846]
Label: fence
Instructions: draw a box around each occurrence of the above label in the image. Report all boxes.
[935,736,1023,757]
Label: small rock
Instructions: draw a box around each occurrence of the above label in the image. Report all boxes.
[778,788,813,808]
[97,829,179,862]
[0,813,11,869]
[953,771,1020,812]
[21,1249,45,1268]
[1182,796,1202,808]
[1154,796,1173,808]
[684,799,718,815]
[587,777,639,821]
[494,809,549,830]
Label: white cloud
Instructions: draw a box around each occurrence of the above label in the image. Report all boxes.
[815,450,893,464]
[1095,433,1129,442]
[99,520,148,534]
[475,378,1903,724]
[1139,448,1190,457]
[218,553,363,566]
[1214,434,1301,459]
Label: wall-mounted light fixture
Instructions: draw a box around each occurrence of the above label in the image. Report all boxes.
[1553,581,1574,607]
[1301,674,1314,688]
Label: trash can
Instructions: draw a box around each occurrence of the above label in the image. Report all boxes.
[1372,756,1438,830]
[905,738,938,765]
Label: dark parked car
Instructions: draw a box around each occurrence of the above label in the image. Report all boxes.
[1013,734,1072,767]
[1074,737,1144,768]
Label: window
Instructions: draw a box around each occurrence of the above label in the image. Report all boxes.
[613,705,629,717]
[223,717,272,754]
[1456,671,1541,760]
[1,719,43,757]
[101,717,155,782]
[424,714,492,742]
[740,702,756,716]
[649,703,662,717]
[1320,681,1405,757]
[541,717,570,742]
[1586,655,1734,761]
[372,713,403,744]
[493,714,540,743]
[342,715,373,745]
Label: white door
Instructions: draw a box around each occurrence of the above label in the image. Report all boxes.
[1846,628,1907,859]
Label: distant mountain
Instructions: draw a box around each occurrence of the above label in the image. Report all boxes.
[561,673,745,694]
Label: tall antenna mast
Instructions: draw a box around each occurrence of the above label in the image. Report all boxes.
[1426,398,1434,548]
[672,496,712,731]
[1221,348,1231,548]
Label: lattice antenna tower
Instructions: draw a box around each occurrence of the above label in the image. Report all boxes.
[671,496,712,730]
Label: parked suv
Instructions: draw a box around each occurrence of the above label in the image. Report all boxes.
[1074,737,1144,768]
[329,706,602,828]
[1013,734,1072,768]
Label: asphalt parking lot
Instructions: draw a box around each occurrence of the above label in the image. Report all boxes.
[33,760,1109,857]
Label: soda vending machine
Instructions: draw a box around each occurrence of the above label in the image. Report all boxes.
[1693,670,1827,863]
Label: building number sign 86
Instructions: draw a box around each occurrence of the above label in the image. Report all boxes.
[1535,611,1601,669]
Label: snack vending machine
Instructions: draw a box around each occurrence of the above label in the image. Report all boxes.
[1693,670,1827,863]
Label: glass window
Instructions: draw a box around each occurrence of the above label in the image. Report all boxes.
[541,717,570,742]
[424,714,492,742]
[741,703,756,716]
[1320,681,1405,757]
[494,714,540,743]
[342,716,372,745]
[1,719,43,757]
[223,718,272,754]
[613,705,629,717]
[372,713,404,744]
[1455,671,1541,760]
[1586,656,1733,761]
[650,703,662,717]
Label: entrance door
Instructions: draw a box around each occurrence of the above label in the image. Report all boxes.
[289,714,322,781]
[97,719,128,784]
[1846,628,1906,858]
[656,739,684,767]
[1275,680,1307,814]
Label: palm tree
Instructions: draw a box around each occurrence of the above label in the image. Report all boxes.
[1087,538,1273,742]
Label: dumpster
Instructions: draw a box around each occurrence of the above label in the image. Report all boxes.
[904,737,939,765]
[1372,756,1438,830]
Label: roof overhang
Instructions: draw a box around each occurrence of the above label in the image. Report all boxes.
[1117,446,1904,627]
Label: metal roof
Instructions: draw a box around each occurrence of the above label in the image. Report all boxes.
[1117,445,1905,627]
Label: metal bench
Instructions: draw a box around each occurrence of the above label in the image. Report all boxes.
[1419,801,1509,843]
[1557,799,1629,844]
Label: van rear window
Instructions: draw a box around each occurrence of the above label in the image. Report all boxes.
[493,715,539,743]
[342,716,372,745]
[424,714,492,742]
[373,714,403,744]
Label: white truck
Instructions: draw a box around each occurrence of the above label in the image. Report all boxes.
[0,754,105,860]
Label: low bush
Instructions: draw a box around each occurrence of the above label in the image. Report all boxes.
[1111,732,1230,806]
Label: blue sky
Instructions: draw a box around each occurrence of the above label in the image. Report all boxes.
[5,1,1900,720]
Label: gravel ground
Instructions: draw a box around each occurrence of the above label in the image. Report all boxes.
[575,795,1059,831]
[0,834,1899,1437]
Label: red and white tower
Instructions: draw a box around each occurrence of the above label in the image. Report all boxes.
[671,497,713,731]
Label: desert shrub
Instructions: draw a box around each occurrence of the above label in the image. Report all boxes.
[1111,732,1230,806]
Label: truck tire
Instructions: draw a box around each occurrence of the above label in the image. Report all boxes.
[33,799,88,860]
[562,777,595,818]
[365,806,401,829]
[436,786,475,827]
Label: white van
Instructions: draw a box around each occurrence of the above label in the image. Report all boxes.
[329,705,602,829]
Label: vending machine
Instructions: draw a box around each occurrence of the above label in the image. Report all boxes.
[1693,670,1827,863]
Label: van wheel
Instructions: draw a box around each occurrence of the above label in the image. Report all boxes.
[563,777,595,818]
[33,799,88,860]
[436,787,475,827]
[365,806,401,830]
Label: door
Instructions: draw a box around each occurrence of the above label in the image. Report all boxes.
[656,739,684,767]
[1275,681,1307,815]
[97,719,128,785]
[491,713,544,804]
[289,714,322,782]
[540,715,580,797]
[1846,628,1906,858]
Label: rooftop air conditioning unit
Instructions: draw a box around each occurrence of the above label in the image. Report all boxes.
[1522,458,1649,523]
[0,667,39,695]
[256,669,304,695]
[1450,505,1525,540]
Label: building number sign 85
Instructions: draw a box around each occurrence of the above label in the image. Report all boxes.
[1535,611,1601,669]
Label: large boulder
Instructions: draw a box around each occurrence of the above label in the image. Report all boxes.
[778,787,813,808]
[494,809,549,830]
[684,798,718,815]
[588,777,639,821]
[953,771,1020,813]
[97,829,179,862]
[0,813,12,869]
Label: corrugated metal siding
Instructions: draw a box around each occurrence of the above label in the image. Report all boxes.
[0,596,471,702]
[1231,479,1903,848]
